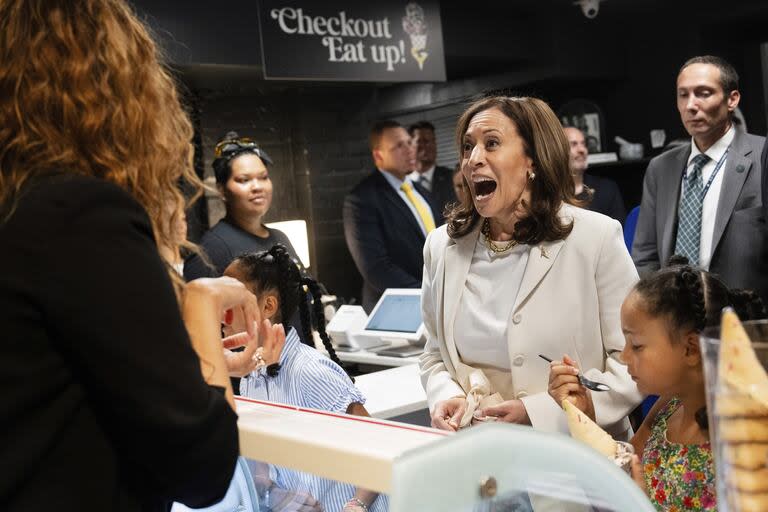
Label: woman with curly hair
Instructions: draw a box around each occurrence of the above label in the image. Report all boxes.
[0,1,283,510]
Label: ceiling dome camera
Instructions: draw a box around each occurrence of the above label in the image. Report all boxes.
[575,0,603,19]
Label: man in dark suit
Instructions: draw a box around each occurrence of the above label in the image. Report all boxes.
[407,121,457,225]
[564,126,626,223]
[343,120,436,312]
[633,55,767,301]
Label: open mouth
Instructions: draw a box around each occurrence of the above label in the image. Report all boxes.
[473,178,497,199]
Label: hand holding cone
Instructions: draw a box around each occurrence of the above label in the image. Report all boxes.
[563,399,618,458]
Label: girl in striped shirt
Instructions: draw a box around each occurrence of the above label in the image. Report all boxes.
[224,243,385,512]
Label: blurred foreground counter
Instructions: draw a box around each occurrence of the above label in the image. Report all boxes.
[234,398,656,511]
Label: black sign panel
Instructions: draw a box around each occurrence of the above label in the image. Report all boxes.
[257,1,445,82]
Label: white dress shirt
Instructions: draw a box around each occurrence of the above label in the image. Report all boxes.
[453,237,529,370]
[681,126,734,269]
[378,168,435,236]
[408,165,436,191]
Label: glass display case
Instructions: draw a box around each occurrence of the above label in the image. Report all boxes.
[227,396,654,512]
[701,320,768,512]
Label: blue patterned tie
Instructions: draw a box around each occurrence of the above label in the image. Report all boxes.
[674,154,711,265]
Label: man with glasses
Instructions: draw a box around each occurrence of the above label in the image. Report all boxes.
[343,120,434,312]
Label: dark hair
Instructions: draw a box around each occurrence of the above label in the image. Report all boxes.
[447,96,577,243]
[680,55,740,94]
[633,255,766,430]
[369,120,403,152]
[407,121,435,136]
[633,255,766,335]
[212,131,272,186]
[231,244,348,378]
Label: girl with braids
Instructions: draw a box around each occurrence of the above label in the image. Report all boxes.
[548,256,767,511]
[223,243,385,512]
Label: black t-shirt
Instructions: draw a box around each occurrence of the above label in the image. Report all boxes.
[184,218,298,280]
[184,218,307,369]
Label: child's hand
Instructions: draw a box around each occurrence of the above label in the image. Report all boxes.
[269,486,324,511]
[547,354,596,421]
[222,321,285,377]
[257,319,285,366]
[630,454,647,492]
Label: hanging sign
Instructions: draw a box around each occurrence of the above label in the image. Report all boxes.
[258,1,445,81]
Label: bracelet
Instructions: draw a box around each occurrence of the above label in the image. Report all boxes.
[344,497,369,511]
[261,483,274,512]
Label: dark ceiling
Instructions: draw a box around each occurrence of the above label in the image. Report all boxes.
[140,0,768,94]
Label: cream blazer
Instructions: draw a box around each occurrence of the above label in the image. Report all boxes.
[419,204,642,437]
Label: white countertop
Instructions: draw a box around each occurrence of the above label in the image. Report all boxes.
[336,348,420,367]
[354,364,428,419]
[235,397,447,493]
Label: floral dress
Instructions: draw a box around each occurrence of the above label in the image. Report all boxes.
[643,398,716,511]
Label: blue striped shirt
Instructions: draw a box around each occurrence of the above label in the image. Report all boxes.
[240,328,387,511]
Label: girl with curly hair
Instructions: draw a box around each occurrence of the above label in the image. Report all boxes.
[549,257,766,511]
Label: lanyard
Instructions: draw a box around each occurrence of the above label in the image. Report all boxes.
[682,147,729,200]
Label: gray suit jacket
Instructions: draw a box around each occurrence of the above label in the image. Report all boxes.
[632,130,768,301]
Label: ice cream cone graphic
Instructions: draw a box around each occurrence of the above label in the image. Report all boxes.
[403,3,429,70]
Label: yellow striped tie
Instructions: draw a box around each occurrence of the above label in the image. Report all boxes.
[400,181,435,234]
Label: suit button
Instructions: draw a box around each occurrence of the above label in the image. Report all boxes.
[512,314,522,324]
[513,354,525,366]
[516,391,529,399]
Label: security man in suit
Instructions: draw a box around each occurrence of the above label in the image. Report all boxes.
[408,121,457,225]
[632,55,767,301]
[343,120,436,312]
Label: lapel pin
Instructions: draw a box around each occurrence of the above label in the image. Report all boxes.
[735,164,745,174]
[540,246,549,259]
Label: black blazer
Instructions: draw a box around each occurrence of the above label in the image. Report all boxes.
[343,170,426,312]
[0,175,238,511]
[413,165,458,225]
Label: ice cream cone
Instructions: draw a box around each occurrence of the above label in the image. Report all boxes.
[724,443,768,470]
